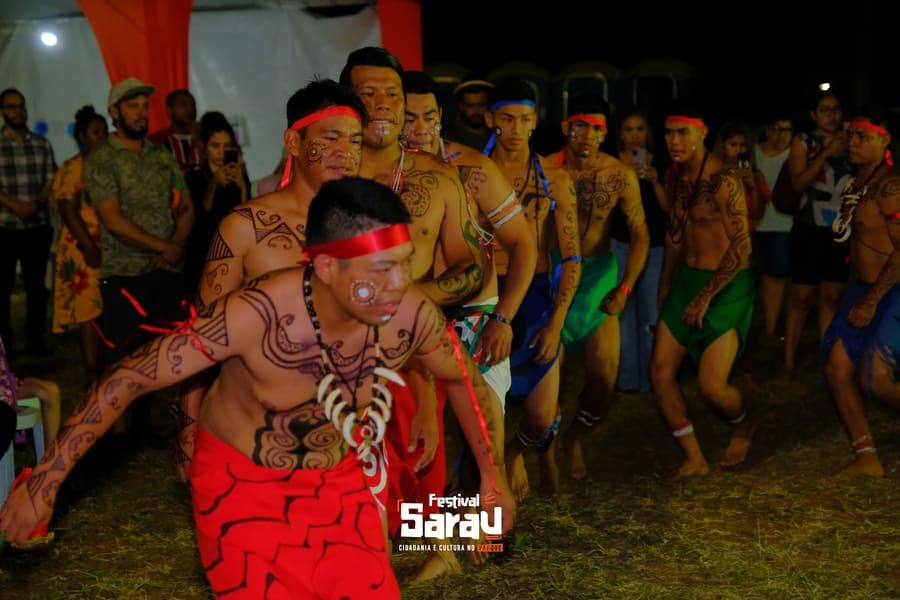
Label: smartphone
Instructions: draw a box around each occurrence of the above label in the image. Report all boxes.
[737,152,751,169]
[224,149,238,165]
[631,147,648,167]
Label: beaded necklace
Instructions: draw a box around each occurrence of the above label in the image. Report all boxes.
[833,161,886,243]
[302,264,404,460]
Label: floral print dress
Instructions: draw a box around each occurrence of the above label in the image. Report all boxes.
[50,154,102,333]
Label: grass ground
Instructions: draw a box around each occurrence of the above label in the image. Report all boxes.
[1,288,899,599]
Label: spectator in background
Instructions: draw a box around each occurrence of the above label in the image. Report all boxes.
[149,89,202,175]
[183,111,250,296]
[712,120,766,226]
[752,113,795,345]
[612,105,669,394]
[782,90,852,381]
[84,76,194,440]
[50,105,108,381]
[0,88,58,360]
[442,77,494,151]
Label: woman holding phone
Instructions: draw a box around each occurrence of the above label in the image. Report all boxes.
[610,106,669,393]
[183,111,250,295]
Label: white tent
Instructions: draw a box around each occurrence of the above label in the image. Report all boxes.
[0,3,381,184]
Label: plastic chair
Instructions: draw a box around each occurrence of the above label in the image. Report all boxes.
[0,396,44,507]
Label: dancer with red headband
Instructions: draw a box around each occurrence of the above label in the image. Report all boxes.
[483,78,581,500]
[822,106,900,477]
[0,176,515,598]
[651,98,756,481]
[545,94,649,482]
[172,79,367,481]
[340,47,500,569]
[401,70,537,580]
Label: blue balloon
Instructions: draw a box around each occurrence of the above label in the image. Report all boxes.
[35,120,48,136]
[67,122,75,137]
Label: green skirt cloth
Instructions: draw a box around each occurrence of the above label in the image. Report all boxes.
[550,250,618,348]
[659,263,755,364]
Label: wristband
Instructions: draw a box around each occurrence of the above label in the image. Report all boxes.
[485,311,512,326]
[619,282,631,297]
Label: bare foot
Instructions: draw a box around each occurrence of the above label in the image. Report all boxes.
[720,418,755,467]
[537,437,559,497]
[505,449,529,501]
[671,459,709,482]
[403,550,462,584]
[833,452,885,478]
[563,435,588,481]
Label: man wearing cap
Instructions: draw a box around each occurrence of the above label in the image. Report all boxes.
[651,98,755,481]
[0,176,515,599]
[443,77,494,151]
[84,76,194,438]
[0,88,58,359]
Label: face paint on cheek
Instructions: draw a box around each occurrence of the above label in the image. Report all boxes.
[350,280,377,306]
[306,143,324,164]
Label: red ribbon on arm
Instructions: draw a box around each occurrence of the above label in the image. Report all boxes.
[117,291,217,364]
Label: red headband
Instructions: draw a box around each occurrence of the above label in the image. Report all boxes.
[303,224,411,261]
[567,114,607,128]
[666,115,706,129]
[278,106,362,189]
[848,119,889,136]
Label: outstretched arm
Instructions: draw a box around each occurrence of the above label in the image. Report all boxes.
[0,297,240,545]
[412,299,515,534]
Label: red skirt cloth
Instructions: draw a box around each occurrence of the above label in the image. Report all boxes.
[190,426,400,599]
[384,372,448,539]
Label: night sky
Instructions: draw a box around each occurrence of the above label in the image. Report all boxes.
[419,2,891,133]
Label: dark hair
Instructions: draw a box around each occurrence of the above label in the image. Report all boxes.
[846,103,893,135]
[286,78,368,130]
[165,89,193,107]
[488,78,537,108]
[339,46,404,88]
[306,176,411,247]
[615,104,656,153]
[568,93,610,119]
[402,70,438,98]
[665,96,705,122]
[73,105,106,141]
[0,88,23,106]
[198,111,235,146]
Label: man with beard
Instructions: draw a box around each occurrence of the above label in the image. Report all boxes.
[443,77,494,151]
[84,77,194,439]
[0,88,58,359]
[149,88,202,175]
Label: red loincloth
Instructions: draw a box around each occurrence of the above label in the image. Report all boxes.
[384,373,448,539]
[189,426,400,599]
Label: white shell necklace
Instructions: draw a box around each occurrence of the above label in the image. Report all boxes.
[302,264,404,461]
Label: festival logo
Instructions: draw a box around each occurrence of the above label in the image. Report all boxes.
[395,493,504,554]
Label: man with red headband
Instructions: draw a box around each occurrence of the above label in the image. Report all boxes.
[545,94,649,482]
[340,47,496,564]
[400,69,538,580]
[0,176,515,598]
[483,77,581,500]
[822,106,900,477]
[651,98,755,480]
[172,79,368,481]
